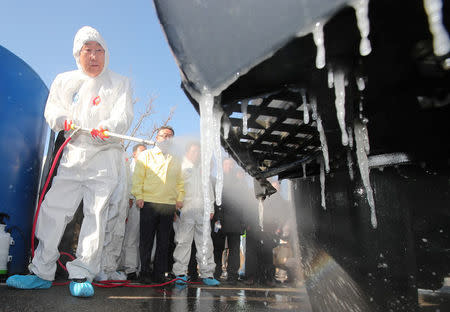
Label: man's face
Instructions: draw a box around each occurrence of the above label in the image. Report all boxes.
[133,145,146,160]
[156,128,174,143]
[79,41,105,77]
[186,144,200,165]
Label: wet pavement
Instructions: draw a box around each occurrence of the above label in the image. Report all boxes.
[1,280,449,312]
[0,281,313,312]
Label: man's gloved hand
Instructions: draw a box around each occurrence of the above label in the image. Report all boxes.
[90,126,109,141]
[64,120,74,131]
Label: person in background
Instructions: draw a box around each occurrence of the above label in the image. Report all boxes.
[131,126,184,284]
[244,180,282,286]
[96,148,130,282]
[216,158,249,284]
[6,25,134,297]
[172,141,220,286]
[211,199,225,280]
[117,143,147,280]
[269,181,298,285]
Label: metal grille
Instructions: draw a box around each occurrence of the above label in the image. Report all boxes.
[222,90,322,179]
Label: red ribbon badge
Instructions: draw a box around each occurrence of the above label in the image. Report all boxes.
[92,96,101,106]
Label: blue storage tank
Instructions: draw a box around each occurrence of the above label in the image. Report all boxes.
[0,45,48,274]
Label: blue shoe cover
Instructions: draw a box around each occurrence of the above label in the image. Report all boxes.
[175,275,188,285]
[69,280,94,297]
[203,277,220,286]
[6,274,52,289]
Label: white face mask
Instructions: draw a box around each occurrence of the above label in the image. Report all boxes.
[157,139,172,154]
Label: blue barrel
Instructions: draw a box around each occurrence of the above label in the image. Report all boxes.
[0,45,48,274]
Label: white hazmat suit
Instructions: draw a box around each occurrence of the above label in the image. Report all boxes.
[97,153,130,281]
[118,157,141,275]
[172,157,216,278]
[29,26,134,282]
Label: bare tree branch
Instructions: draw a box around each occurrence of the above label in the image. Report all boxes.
[124,96,157,150]
[148,105,177,140]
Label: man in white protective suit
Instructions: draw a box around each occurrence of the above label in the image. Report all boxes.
[172,141,220,286]
[6,26,134,298]
[116,143,147,281]
[95,151,131,282]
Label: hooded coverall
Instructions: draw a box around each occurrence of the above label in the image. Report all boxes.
[29,26,134,282]
[96,153,131,280]
[118,157,141,275]
[172,157,216,278]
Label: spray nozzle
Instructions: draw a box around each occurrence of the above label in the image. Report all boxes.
[0,213,9,225]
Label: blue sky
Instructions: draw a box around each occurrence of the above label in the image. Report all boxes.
[0,0,200,144]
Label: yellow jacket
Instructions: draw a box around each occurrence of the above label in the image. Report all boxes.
[131,146,184,204]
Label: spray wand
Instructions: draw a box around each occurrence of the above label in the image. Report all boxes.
[65,121,155,146]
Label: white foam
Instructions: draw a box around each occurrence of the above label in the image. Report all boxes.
[316,116,330,173]
[352,0,372,56]
[241,99,249,135]
[347,126,354,149]
[328,67,334,88]
[301,89,310,125]
[213,105,224,206]
[222,118,231,140]
[356,76,366,91]
[311,97,318,121]
[198,92,215,265]
[354,120,377,228]
[320,158,326,209]
[423,0,450,56]
[312,21,326,69]
[334,70,349,146]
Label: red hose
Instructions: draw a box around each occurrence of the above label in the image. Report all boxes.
[31,136,73,256]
